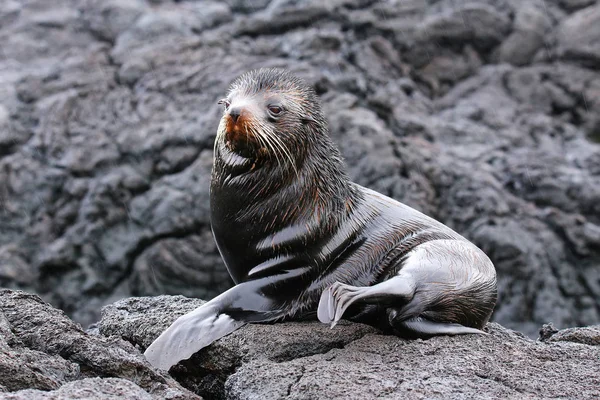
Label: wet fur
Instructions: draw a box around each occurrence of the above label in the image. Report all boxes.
[144,68,497,370]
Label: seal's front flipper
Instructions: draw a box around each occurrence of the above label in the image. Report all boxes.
[144,281,283,371]
[144,301,244,371]
[391,316,487,337]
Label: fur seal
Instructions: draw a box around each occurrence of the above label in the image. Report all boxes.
[144,68,497,370]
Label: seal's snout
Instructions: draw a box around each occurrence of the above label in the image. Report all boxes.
[224,105,255,147]
[225,106,247,133]
[228,107,242,124]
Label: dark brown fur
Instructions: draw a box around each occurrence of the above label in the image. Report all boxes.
[144,68,497,371]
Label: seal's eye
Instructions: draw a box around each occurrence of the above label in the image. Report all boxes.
[218,99,231,110]
[268,105,283,116]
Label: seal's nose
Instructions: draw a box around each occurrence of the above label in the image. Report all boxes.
[229,107,241,123]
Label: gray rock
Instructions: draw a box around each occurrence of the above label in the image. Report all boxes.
[224,325,600,399]
[0,378,153,400]
[82,0,147,43]
[0,313,79,392]
[0,290,199,400]
[497,2,551,65]
[100,294,380,399]
[557,4,600,67]
[235,5,330,36]
[558,0,598,11]
[0,105,19,149]
[540,323,600,346]
[98,295,600,400]
[417,4,511,49]
[99,295,208,349]
[1,291,599,399]
[224,0,273,14]
[129,234,231,299]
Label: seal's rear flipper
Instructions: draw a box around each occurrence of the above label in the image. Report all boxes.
[392,316,487,337]
[317,277,416,328]
[144,302,245,371]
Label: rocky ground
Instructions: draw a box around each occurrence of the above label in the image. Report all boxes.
[0,290,199,399]
[1,290,599,399]
[0,0,599,341]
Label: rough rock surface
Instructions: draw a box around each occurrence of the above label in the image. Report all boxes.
[1,0,600,338]
[103,295,599,399]
[0,378,155,400]
[539,322,600,346]
[0,290,199,399]
[1,291,599,399]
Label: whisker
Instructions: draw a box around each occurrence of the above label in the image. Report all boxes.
[257,127,284,168]
[251,122,280,165]
[265,126,299,178]
[215,117,226,154]
[254,128,276,163]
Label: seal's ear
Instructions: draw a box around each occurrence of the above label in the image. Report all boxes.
[218,98,231,110]
[301,116,316,125]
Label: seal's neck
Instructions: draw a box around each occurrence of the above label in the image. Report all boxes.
[210,126,362,285]
[211,129,357,228]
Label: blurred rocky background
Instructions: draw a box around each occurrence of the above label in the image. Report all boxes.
[0,0,599,338]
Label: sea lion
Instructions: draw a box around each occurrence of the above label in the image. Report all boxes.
[144,68,497,370]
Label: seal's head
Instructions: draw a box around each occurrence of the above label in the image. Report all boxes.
[212,68,354,233]
[216,68,327,167]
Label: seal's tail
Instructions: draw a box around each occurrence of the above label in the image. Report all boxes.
[144,300,245,371]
